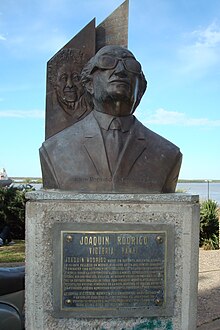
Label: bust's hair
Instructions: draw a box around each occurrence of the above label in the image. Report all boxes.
[81,45,147,112]
[48,48,85,87]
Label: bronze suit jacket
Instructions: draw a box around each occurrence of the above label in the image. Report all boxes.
[40,111,182,193]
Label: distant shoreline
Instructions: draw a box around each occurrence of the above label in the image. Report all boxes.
[11,177,42,183]
[9,177,220,184]
[178,179,220,183]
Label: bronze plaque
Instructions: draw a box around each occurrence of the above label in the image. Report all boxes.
[53,223,174,318]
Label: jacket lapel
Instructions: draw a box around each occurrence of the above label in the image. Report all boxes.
[83,115,111,177]
[83,114,147,179]
[114,121,147,178]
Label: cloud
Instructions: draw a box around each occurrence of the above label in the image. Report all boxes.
[1,0,125,58]
[0,34,6,41]
[7,30,69,58]
[178,21,220,75]
[36,34,69,54]
[144,108,220,127]
[0,110,44,119]
[193,21,220,47]
[0,84,38,93]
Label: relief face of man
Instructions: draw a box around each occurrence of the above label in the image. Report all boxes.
[84,46,146,116]
[56,63,83,109]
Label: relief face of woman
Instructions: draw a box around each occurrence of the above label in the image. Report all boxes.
[56,63,83,110]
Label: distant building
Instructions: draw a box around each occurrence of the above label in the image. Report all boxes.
[0,168,8,180]
[0,168,12,187]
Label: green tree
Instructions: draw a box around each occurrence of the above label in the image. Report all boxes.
[0,186,34,239]
[200,199,219,250]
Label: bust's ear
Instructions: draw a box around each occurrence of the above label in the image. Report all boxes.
[84,77,94,95]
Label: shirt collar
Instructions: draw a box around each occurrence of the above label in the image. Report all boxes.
[93,110,134,132]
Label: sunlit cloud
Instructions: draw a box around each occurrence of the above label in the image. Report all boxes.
[0,84,38,93]
[144,108,220,127]
[36,34,69,54]
[193,21,220,47]
[0,34,6,41]
[0,110,44,119]
[7,31,69,57]
[0,0,122,58]
[178,21,220,75]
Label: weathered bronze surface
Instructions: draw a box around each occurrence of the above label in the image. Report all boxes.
[45,1,129,139]
[96,0,128,51]
[45,20,95,139]
[40,0,182,193]
[53,223,174,318]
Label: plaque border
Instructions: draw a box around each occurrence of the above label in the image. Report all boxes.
[53,223,174,318]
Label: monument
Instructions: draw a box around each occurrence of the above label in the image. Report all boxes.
[40,44,182,193]
[26,1,200,329]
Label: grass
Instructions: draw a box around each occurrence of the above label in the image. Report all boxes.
[0,240,25,263]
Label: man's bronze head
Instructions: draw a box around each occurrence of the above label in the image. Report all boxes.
[81,45,147,115]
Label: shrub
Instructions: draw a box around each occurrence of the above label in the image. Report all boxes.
[200,199,219,250]
[0,186,34,240]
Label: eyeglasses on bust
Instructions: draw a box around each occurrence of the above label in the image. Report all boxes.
[95,55,142,74]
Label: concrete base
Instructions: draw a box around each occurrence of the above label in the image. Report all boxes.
[25,191,200,330]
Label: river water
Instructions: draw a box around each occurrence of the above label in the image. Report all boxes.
[25,182,220,206]
[176,182,220,205]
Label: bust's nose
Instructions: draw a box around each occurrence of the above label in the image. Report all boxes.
[66,76,73,88]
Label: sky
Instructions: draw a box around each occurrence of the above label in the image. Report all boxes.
[0,0,220,179]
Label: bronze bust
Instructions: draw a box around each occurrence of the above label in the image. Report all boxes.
[40,45,182,193]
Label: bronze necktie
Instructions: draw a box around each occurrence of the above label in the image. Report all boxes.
[105,118,123,174]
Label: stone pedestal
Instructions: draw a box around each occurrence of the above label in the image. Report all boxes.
[25,191,199,330]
